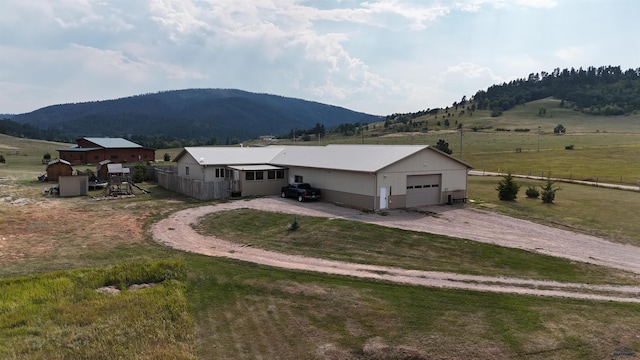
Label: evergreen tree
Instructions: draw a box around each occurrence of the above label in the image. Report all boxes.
[496,172,520,201]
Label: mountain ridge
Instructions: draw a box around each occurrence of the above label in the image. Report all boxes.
[9,89,381,142]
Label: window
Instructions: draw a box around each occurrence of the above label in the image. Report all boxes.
[111,154,118,160]
[185,166,189,175]
[277,170,284,179]
[94,155,99,160]
[294,175,303,182]
[245,171,265,181]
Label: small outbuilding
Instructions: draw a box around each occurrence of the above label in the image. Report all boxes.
[46,159,73,181]
[59,175,89,197]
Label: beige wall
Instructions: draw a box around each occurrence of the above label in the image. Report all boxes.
[239,173,288,196]
[378,148,469,195]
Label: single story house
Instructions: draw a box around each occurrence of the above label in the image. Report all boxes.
[171,145,472,210]
[58,137,155,165]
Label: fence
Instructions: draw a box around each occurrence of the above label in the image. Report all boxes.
[156,167,231,200]
[486,169,639,186]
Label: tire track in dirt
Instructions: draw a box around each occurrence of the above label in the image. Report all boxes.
[151,198,640,303]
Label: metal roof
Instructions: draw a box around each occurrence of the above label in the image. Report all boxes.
[175,144,472,173]
[270,144,432,172]
[58,146,100,152]
[176,146,285,165]
[227,164,286,171]
[83,137,143,148]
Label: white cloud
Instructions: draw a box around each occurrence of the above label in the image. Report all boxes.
[0,0,637,115]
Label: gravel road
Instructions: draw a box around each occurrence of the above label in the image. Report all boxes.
[151,197,640,303]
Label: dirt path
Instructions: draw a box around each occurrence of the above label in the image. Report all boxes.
[151,197,640,303]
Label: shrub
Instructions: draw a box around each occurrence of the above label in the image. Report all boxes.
[0,154,5,164]
[541,179,560,204]
[565,144,574,150]
[526,186,540,198]
[43,152,51,161]
[163,153,171,161]
[496,172,520,201]
[131,163,148,183]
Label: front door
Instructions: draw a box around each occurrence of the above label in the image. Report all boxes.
[379,187,388,210]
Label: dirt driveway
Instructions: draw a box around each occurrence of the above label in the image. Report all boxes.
[151,197,640,303]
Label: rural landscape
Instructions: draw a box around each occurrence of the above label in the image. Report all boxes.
[2,68,640,359]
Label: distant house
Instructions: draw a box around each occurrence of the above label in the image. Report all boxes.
[58,138,155,165]
[45,159,73,181]
[169,145,472,210]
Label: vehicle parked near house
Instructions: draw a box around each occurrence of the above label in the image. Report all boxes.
[281,183,322,202]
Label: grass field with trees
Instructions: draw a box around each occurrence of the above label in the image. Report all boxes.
[1,98,639,359]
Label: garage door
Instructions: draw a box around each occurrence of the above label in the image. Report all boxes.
[406,174,441,207]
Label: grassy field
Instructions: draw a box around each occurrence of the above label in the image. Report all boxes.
[1,109,640,360]
[193,209,638,284]
[255,98,640,185]
[466,176,640,245]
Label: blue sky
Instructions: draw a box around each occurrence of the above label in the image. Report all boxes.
[1,0,638,115]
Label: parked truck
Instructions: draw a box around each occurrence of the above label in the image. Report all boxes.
[281,182,322,202]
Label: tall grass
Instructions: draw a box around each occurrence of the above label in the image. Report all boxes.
[0,260,196,359]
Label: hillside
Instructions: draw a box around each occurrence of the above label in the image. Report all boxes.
[7,89,380,144]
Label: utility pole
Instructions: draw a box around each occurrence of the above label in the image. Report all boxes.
[459,125,463,160]
[537,126,541,152]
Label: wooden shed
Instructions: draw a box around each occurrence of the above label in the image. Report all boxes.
[46,159,73,181]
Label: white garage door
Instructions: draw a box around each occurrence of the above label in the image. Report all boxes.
[406,174,441,207]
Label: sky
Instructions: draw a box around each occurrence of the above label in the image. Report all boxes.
[1,0,638,116]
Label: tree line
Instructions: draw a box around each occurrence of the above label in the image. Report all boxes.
[472,65,640,116]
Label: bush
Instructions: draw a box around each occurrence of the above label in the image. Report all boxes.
[565,144,574,150]
[496,172,520,201]
[163,153,171,161]
[541,179,560,204]
[526,186,540,198]
[131,163,148,183]
[43,152,51,161]
[0,154,5,164]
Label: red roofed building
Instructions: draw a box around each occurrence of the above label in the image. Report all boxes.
[58,137,155,165]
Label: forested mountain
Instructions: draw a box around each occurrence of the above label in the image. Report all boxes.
[472,65,640,116]
[4,89,380,146]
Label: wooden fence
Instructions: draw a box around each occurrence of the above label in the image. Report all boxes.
[156,168,231,201]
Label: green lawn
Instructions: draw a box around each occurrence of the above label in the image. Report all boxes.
[193,209,638,284]
[467,176,640,245]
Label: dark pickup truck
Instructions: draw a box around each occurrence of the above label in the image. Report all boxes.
[281,183,321,202]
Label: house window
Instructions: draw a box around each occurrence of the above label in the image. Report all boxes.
[245,171,264,181]
[111,155,118,160]
[268,170,285,180]
[94,155,99,160]
[215,168,227,178]
[185,166,190,175]
[294,175,303,182]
